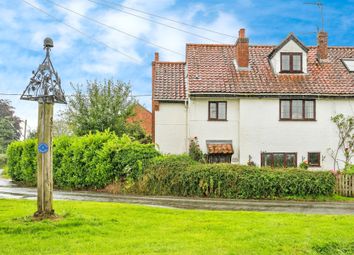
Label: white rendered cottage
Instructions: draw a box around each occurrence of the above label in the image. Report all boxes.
[152,29,354,169]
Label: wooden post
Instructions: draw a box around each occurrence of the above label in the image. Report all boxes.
[20,37,64,218]
[34,102,54,217]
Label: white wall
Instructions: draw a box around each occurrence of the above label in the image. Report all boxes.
[239,98,354,170]
[155,102,187,154]
[188,98,240,162]
[270,39,308,74]
[155,97,354,170]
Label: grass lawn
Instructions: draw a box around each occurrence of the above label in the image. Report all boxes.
[1,200,354,255]
[282,195,354,202]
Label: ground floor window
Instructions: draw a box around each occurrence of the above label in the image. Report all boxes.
[261,152,297,168]
[308,152,321,167]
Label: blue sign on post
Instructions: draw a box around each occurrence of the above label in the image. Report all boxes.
[38,143,49,154]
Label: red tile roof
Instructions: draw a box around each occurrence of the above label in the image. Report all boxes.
[207,143,234,154]
[153,43,354,100]
[187,45,354,96]
[154,62,186,100]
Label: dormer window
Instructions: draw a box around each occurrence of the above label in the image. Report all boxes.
[281,53,302,73]
[269,33,308,74]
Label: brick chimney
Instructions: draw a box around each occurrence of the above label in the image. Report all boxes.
[235,28,249,68]
[154,52,159,62]
[317,31,328,60]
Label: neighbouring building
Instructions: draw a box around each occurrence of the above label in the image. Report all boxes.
[152,28,354,169]
[127,103,152,136]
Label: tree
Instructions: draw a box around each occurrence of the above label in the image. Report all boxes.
[52,118,72,137]
[125,121,152,144]
[189,137,205,163]
[328,114,354,170]
[63,80,144,139]
[27,129,37,139]
[0,99,21,153]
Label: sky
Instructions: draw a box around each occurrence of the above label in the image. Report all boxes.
[0,0,353,134]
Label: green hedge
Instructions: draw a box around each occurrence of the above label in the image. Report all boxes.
[7,140,37,184]
[138,156,336,198]
[6,132,160,189]
[6,139,336,198]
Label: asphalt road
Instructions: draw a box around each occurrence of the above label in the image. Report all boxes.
[1,169,354,215]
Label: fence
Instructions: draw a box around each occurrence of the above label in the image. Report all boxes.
[336,174,354,197]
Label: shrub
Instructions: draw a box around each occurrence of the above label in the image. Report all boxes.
[95,135,160,185]
[299,161,309,170]
[188,137,205,163]
[7,139,36,184]
[7,131,160,189]
[344,164,354,174]
[138,154,197,195]
[139,161,335,198]
[19,139,37,185]
[53,132,115,189]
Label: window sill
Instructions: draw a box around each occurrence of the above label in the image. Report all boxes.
[279,119,316,122]
[208,119,228,122]
[279,71,304,74]
[309,165,321,168]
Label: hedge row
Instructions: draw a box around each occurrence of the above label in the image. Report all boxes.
[7,132,159,189]
[138,155,336,198]
[7,139,336,198]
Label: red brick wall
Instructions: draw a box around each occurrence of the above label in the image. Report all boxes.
[127,104,152,135]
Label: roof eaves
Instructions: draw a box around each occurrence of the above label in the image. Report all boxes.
[189,92,354,98]
[156,61,186,64]
[154,98,186,102]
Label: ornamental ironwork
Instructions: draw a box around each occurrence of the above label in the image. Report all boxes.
[21,37,66,104]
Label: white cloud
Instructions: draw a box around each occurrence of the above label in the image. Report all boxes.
[122,0,176,12]
[198,11,241,44]
[1,8,17,28]
[0,0,245,132]
[150,5,243,61]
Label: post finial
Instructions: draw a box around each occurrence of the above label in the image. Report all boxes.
[21,37,66,104]
[43,37,54,49]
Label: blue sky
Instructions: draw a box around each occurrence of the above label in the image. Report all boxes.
[0,0,353,132]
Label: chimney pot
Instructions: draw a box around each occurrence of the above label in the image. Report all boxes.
[239,28,246,38]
